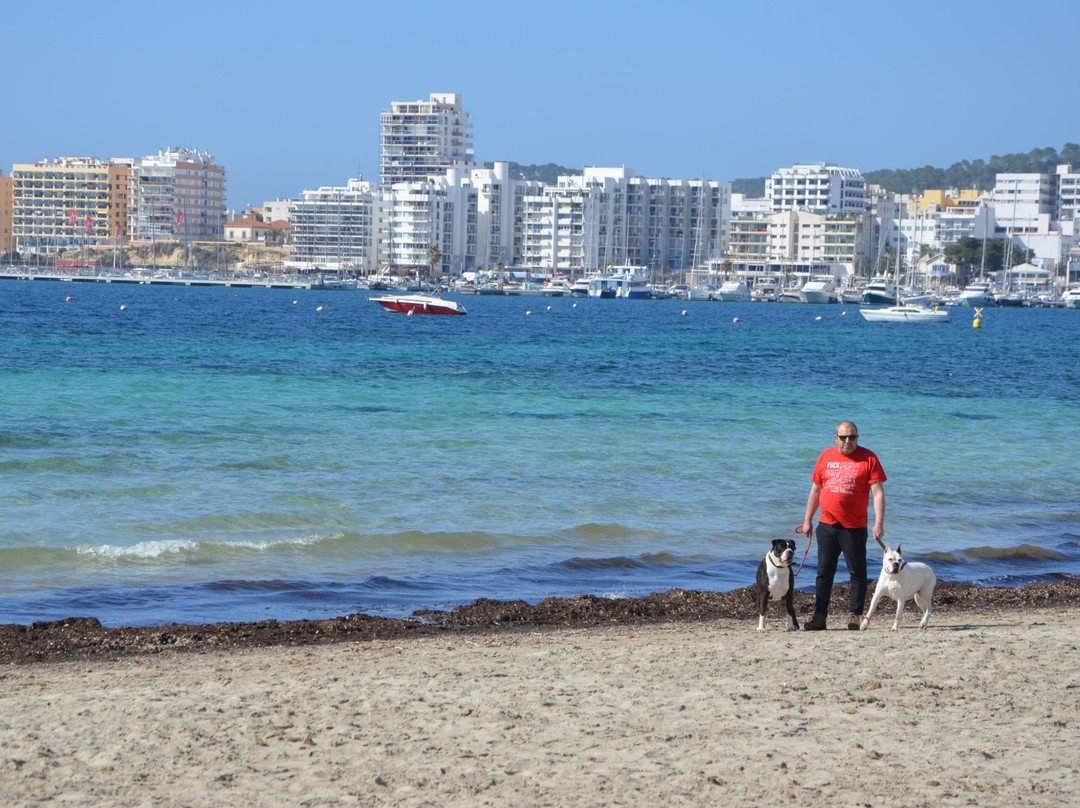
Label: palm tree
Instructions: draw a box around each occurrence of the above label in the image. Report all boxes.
[426,244,441,282]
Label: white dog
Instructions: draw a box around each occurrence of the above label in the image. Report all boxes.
[860,545,936,631]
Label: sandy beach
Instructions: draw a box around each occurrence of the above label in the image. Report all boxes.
[2,592,1078,807]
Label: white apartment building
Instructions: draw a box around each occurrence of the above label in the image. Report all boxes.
[1054,164,1079,224]
[728,209,863,279]
[379,93,474,187]
[517,168,730,277]
[128,147,227,243]
[379,169,478,275]
[986,170,1075,268]
[468,162,541,268]
[287,178,377,273]
[766,163,867,214]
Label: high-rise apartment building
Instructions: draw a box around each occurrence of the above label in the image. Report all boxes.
[129,147,227,243]
[380,93,473,187]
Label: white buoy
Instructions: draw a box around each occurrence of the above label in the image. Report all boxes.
[681,309,688,316]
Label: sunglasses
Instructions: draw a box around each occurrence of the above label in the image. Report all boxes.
[836,434,859,441]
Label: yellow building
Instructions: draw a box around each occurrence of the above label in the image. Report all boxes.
[10,157,128,255]
[917,188,981,211]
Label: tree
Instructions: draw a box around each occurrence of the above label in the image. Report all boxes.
[426,244,441,280]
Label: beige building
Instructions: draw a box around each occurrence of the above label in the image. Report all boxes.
[8,157,128,255]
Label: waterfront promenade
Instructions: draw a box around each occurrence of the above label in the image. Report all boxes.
[0,266,315,290]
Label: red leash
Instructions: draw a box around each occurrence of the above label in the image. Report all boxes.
[793,525,812,577]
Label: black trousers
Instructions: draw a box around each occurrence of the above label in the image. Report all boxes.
[813,521,869,617]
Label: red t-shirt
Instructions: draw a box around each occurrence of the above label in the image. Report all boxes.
[812,445,886,528]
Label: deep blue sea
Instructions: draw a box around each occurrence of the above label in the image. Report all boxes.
[1,279,1078,627]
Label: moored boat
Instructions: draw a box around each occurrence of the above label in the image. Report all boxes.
[955,281,995,307]
[1062,287,1080,309]
[539,278,572,297]
[370,293,467,315]
[861,276,897,305]
[799,275,838,304]
[713,279,751,302]
[587,266,651,299]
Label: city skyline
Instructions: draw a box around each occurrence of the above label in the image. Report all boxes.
[4,0,1077,210]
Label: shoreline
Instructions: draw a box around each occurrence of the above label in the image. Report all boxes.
[2,601,1077,806]
[3,577,1078,665]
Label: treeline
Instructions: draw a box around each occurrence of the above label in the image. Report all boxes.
[732,144,1080,197]
[862,144,1080,193]
[498,143,1080,196]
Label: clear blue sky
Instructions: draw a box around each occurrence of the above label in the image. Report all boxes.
[4,0,1076,210]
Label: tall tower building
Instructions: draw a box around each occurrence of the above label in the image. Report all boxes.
[379,93,473,187]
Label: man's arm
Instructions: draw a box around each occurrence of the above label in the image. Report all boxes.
[802,481,822,535]
[870,481,885,541]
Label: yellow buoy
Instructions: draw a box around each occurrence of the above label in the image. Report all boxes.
[973,306,983,329]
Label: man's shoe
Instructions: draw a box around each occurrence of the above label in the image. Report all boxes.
[847,614,861,630]
[804,613,827,631]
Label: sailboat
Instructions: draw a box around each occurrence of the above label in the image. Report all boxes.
[861,201,949,323]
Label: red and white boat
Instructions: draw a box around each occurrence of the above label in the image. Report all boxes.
[370,294,467,316]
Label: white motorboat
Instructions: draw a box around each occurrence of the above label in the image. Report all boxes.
[955,281,995,307]
[569,278,591,296]
[839,287,862,305]
[371,293,467,315]
[713,279,751,302]
[540,278,572,297]
[1060,287,1080,309]
[860,304,950,323]
[799,275,838,304]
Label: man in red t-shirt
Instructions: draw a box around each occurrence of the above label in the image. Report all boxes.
[801,421,886,631]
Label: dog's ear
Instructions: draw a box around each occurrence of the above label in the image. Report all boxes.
[884,544,891,553]
[896,544,902,555]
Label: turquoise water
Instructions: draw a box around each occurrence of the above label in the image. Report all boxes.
[1,280,1078,626]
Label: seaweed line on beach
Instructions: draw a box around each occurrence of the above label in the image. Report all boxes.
[3,578,1079,664]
